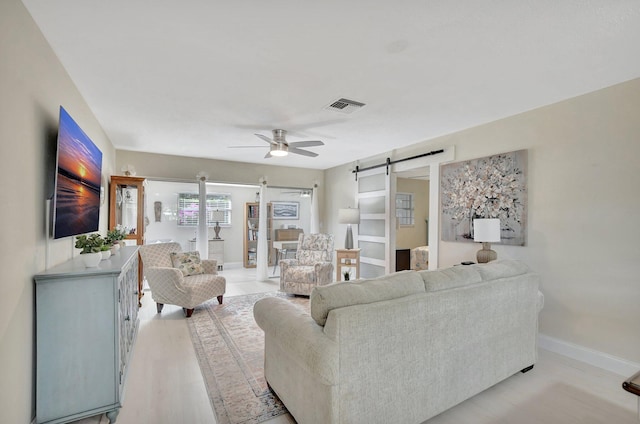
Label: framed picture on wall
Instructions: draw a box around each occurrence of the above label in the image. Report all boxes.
[272,201,299,220]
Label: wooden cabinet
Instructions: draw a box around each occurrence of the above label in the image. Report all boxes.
[188,239,225,270]
[109,175,146,305]
[243,202,273,268]
[34,247,140,424]
[109,176,146,246]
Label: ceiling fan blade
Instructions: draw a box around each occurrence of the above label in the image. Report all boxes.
[288,140,324,147]
[264,151,272,158]
[255,133,276,144]
[289,147,318,157]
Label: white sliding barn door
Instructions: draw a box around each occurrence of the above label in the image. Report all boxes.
[356,167,395,277]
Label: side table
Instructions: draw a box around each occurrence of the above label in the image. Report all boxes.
[336,248,360,281]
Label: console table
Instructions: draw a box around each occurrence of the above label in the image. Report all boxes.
[34,247,140,424]
[189,239,224,270]
[336,248,360,281]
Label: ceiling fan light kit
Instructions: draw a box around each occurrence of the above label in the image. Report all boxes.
[270,142,289,157]
[231,129,324,159]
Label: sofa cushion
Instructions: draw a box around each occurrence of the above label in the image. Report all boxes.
[474,259,531,281]
[297,250,328,266]
[418,266,482,292]
[283,265,317,283]
[170,251,205,277]
[310,270,425,326]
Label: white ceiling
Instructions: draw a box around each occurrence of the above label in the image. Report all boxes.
[22,0,640,170]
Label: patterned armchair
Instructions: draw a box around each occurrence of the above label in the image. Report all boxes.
[410,246,429,270]
[138,242,226,317]
[280,233,334,296]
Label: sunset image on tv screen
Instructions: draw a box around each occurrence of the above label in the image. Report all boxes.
[53,106,103,239]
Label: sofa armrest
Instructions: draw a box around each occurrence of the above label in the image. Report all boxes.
[146,266,188,300]
[314,261,334,284]
[279,259,300,278]
[254,296,339,385]
[201,259,218,274]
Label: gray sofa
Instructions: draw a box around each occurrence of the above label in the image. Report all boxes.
[254,260,543,424]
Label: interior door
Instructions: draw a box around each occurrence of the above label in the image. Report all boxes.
[356,167,395,277]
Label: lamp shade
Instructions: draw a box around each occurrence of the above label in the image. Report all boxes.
[473,218,501,242]
[338,208,360,225]
[211,210,224,222]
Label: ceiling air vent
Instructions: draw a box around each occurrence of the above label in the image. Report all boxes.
[325,98,366,114]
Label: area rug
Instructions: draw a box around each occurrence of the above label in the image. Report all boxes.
[187,292,309,424]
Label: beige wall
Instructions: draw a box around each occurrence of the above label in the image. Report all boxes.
[396,178,429,249]
[0,1,117,422]
[3,0,639,420]
[325,78,640,365]
[115,150,325,225]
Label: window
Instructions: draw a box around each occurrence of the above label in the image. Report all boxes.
[396,192,414,226]
[177,193,232,227]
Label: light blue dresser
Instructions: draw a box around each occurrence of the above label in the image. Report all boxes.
[34,246,140,424]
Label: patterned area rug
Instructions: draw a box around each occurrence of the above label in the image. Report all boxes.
[187,292,308,424]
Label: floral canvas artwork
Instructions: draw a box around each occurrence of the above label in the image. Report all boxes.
[441,150,527,245]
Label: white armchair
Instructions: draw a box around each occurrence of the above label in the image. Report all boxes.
[280,233,334,296]
[138,242,226,317]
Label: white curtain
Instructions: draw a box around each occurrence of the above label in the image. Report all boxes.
[196,174,208,258]
[257,179,269,281]
[310,183,320,234]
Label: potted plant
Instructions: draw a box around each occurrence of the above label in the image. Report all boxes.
[75,234,105,267]
[100,244,112,260]
[106,225,128,252]
[343,270,351,281]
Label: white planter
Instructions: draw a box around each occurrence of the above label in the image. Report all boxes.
[101,250,111,260]
[81,252,102,268]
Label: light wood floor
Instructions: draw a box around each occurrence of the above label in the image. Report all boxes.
[74,265,638,424]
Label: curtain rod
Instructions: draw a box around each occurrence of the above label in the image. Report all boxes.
[351,149,444,180]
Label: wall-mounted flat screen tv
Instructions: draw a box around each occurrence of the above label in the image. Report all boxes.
[52,106,103,239]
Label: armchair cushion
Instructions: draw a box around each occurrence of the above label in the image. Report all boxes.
[297,250,326,265]
[170,251,205,276]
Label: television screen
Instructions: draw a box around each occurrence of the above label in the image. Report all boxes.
[52,106,103,239]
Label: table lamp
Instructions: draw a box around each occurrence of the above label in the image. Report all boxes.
[212,210,225,239]
[338,208,360,249]
[473,218,500,263]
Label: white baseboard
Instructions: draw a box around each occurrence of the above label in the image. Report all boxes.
[539,333,640,377]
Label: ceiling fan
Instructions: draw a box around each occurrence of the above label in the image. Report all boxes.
[231,129,324,158]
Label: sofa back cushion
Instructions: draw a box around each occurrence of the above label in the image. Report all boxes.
[474,259,531,281]
[295,233,334,265]
[417,260,532,292]
[310,271,425,326]
[418,266,482,292]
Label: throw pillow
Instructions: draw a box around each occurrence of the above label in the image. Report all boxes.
[170,251,205,277]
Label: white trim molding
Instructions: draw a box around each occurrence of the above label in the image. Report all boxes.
[539,333,640,377]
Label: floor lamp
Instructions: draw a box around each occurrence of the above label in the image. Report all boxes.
[338,208,360,250]
[473,218,500,263]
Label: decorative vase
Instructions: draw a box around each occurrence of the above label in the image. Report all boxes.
[81,252,102,268]
[118,240,126,248]
[101,250,111,260]
[110,244,120,254]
